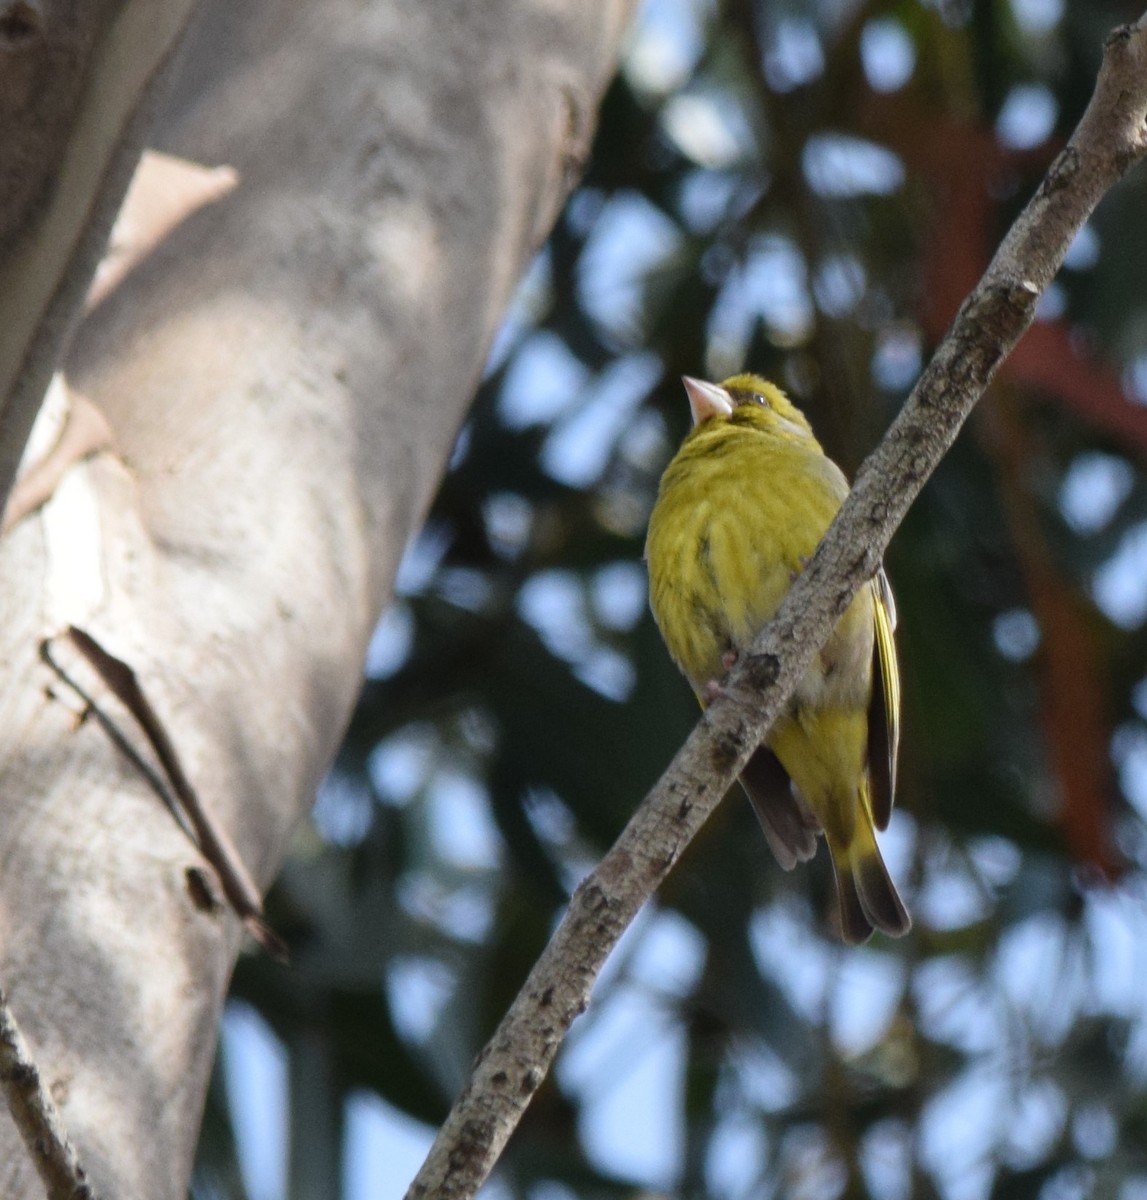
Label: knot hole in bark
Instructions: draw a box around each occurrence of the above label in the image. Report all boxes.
[0,0,43,47]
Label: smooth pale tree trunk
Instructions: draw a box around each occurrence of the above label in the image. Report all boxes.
[0,0,633,1195]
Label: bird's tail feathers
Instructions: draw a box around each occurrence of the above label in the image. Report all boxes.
[828,819,910,945]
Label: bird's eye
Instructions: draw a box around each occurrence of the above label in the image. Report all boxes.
[752,393,769,407]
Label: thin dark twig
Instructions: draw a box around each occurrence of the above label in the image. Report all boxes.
[41,627,287,961]
[40,636,193,838]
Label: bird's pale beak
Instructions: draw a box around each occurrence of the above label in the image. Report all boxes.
[683,376,734,425]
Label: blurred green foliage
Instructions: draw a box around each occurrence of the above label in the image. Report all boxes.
[194,1,1147,1197]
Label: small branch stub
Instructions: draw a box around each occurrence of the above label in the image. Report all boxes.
[0,0,43,48]
[0,988,100,1200]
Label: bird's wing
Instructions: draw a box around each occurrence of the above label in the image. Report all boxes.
[867,567,900,831]
[739,746,821,870]
[808,451,851,505]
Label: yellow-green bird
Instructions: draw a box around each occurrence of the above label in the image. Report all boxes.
[645,372,910,943]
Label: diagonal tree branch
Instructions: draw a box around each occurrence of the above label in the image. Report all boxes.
[405,13,1147,1199]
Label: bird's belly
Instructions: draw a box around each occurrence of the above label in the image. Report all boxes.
[792,590,874,710]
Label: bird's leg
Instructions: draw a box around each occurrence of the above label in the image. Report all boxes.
[789,554,811,583]
[702,648,740,702]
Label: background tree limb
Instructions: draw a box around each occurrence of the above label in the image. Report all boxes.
[0,0,633,1195]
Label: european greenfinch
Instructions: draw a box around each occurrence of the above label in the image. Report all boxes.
[645,373,910,943]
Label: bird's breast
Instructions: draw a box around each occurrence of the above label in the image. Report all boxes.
[646,429,869,700]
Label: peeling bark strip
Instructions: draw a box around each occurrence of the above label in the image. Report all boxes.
[0,988,100,1200]
[405,13,1147,1199]
[1,392,112,533]
[0,0,196,518]
[47,627,287,961]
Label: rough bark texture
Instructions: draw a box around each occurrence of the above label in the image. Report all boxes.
[0,0,633,1196]
[405,14,1147,1198]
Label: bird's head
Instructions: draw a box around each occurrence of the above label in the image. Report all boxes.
[682,373,817,445]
